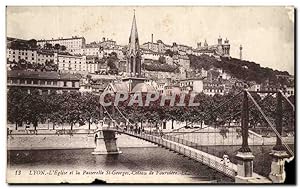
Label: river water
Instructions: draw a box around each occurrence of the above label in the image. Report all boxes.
[7,147,233,183]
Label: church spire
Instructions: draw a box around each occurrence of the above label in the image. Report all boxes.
[127,10,141,77]
[128,9,139,55]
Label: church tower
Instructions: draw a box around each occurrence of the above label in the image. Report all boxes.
[122,11,145,92]
[222,38,230,58]
[126,11,142,77]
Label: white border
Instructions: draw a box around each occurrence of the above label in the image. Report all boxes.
[0,0,299,188]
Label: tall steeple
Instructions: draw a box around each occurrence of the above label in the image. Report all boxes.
[127,10,141,77]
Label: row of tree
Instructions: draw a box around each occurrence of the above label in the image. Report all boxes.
[8,59,58,72]
[7,88,294,132]
[43,43,67,51]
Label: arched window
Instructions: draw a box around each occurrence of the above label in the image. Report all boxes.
[130,56,134,73]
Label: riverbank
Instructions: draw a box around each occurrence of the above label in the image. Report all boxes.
[7,134,156,150]
[7,126,294,150]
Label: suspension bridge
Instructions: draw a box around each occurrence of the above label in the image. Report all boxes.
[93,90,295,183]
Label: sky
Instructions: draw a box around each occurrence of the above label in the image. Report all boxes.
[6,6,294,74]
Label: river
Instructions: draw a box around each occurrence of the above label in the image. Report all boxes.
[7,147,234,183]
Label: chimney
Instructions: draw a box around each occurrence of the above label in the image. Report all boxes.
[151,34,153,43]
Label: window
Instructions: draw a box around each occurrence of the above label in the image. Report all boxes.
[20,79,25,84]
[42,90,48,95]
[26,80,32,84]
[33,80,38,85]
[12,79,18,84]
[64,81,67,87]
[47,81,52,85]
[40,80,45,85]
[32,57,34,60]
[53,81,57,86]
[72,82,76,88]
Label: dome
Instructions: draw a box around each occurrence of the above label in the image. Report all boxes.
[131,83,156,93]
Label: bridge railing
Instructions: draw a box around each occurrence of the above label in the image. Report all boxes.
[110,127,236,178]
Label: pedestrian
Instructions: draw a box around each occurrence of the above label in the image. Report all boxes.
[221,154,230,167]
[160,129,164,138]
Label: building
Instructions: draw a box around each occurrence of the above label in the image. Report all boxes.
[141,34,231,58]
[7,47,56,66]
[73,44,102,57]
[284,86,294,97]
[37,36,86,53]
[54,53,87,74]
[86,56,99,74]
[99,37,117,49]
[203,80,225,96]
[249,84,261,92]
[7,48,37,64]
[7,70,80,94]
[180,78,204,94]
[36,51,55,64]
[196,36,230,58]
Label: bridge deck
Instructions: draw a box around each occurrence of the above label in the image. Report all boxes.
[103,128,271,183]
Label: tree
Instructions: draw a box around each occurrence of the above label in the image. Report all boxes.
[107,53,118,73]
[60,45,67,51]
[44,43,53,50]
[81,93,100,130]
[28,39,38,49]
[7,88,29,130]
[46,92,65,129]
[25,89,48,130]
[54,43,61,52]
[164,49,174,57]
[61,92,83,130]
[158,56,166,64]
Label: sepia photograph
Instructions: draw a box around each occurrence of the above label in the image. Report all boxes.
[5,6,295,184]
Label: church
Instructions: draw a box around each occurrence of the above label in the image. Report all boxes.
[104,12,156,94]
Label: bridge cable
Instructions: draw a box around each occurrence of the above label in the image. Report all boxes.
[246,91,294,157]
[172,93,244,136]
[166,91,244,135]
[100,104,114,123]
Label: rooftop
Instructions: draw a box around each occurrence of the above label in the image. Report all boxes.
[37,36,85,42]
[7,70,81,81]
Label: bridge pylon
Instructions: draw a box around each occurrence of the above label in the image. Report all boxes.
[269,92,289,183]
[92,122,122,155]
[235,90,255,183]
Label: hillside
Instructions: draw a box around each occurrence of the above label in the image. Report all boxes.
[189,54,292,85]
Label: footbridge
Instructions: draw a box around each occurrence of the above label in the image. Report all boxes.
[93,90,294,183]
